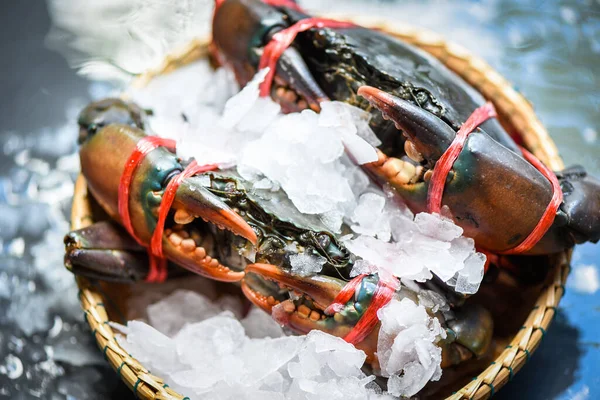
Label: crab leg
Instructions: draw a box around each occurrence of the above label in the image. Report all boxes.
[65,221,152,282]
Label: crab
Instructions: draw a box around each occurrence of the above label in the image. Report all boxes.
[64,0,600,387]
[65,98,494,372]
[211,0,600,255]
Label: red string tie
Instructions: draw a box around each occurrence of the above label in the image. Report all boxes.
[325,274,399,345]
[426,102,563,255]
[258,17,355,97]
[118,136,217,282]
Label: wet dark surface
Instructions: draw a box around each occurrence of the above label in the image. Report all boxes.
[0,0,598,399]
[0,1,131,398]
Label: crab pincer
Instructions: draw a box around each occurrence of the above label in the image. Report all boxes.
[242,263,493,368]
[69,99,257,282]
[358,85,600,255]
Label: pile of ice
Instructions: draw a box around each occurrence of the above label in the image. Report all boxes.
[127,63,485,294]
[119,290,391,400]
[345,190,486,294]
[377,299,446,397]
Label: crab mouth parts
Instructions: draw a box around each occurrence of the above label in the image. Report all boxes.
[243,272,331,326]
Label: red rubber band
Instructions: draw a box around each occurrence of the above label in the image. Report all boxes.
[499,146,562,254]
[324,274,367,316]
[426,102,563,255]
[118,136,217,282]
[258,17,355,97]
[427,102,497,214]
[325,274,398,345]
[214,0,225,10]
[150,160,218,260]
[345,276,398,345]
[118,136,176,245]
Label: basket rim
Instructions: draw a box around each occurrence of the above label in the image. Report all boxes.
[70,18,571,400]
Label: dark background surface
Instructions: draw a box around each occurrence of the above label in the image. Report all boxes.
[0,0,598,399]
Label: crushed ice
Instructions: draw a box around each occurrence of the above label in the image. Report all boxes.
[121,290,391,399]
[345,190,485,294]
[377,298,445,397]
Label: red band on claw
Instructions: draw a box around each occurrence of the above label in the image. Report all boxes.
[118,136,217,283]
[499,147,563,254]
[427,102,497,214]
[326,274,398,345]
[426,102,562,254]
[258,17,355,97]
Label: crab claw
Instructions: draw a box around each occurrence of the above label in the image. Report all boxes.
[175,177,258,245]
[269,47,329,113]
[243,263,344,315]
[356,85,593,254]
[160,179,255,282]
[243,264,388,363]
[77,115,257,282]
[64,221,189,282]
[212,0,327,113]
[358,86,454,164]
[242,263,493,368]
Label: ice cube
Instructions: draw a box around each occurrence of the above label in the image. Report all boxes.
[414,212,463,241]
[220,68,274,129]
[237,97,281,133]
[319,101,381,147]
[307,331,366,377]
[289,253,327,277]
[453,252,486,294]
[241,307,285,339]
[122,321,180,373]
[376,298,444,397]
[147,289,224,336]
[175,312,247,366]
[417,290,449,313]
[351,192,390,240]
[239,336,303,385]
[350,259,377,277]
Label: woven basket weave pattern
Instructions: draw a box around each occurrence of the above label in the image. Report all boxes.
[70,21,570,400]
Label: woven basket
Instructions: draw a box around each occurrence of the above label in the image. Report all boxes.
[69,18,571,400]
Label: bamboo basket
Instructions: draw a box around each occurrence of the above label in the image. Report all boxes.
[69,18,571,400]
